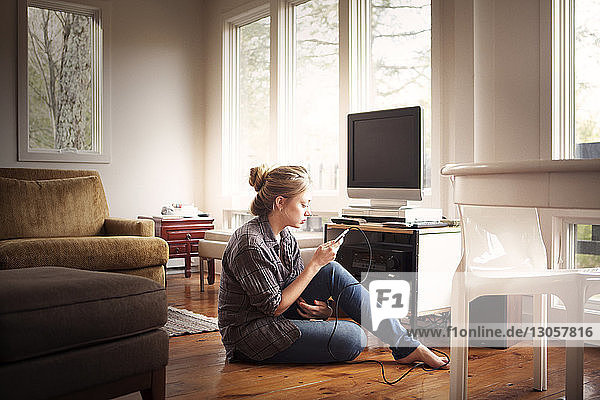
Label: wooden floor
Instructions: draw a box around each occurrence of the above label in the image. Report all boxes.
[118,272,600,399]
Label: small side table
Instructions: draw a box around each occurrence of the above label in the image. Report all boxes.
[139,216,214,289]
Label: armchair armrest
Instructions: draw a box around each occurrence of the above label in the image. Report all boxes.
[104,217,154,237]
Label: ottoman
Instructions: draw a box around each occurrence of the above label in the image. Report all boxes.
[0,267,168,400]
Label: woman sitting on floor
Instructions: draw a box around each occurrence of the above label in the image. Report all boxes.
[217,164,447,367]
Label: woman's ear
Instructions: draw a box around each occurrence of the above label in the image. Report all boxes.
[275,195,285,210]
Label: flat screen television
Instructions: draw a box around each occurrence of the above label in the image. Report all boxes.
[347,106,422,205]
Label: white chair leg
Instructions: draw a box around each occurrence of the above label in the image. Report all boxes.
[565,294,585,400]
[532,294,547,391]
[450,277,469,400]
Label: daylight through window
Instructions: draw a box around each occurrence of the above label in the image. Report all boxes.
[236,16,271,194]
[291,0,339,191]
[574,0,600,159]
[369,0,432,188]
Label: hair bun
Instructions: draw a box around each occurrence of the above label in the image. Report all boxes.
[249,165,270,192]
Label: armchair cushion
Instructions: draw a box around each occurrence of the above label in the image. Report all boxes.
[104,217,154,237]
[0,236,169,271]
[0,176,107,240]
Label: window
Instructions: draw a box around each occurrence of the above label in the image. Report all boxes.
[573,224,600,269]
[368,0,432,188]
[237,17,271,193]
[348,0,433,192]
[551,216,600,313]
[224,1,340,195]
[223,0,436,201]
[574,223,600,305]
[574,0,600,158]
[554,0,600,159]
[18,0,109,163]
[223,8,270,195]
[290,0,339,191]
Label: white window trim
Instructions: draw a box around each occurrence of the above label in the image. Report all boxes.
[222,3,270,196]
[18,0,111,163]
[552,0,575,160]
[271,0,295,165]
[348,0,369,112]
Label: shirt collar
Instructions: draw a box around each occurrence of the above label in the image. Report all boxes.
[258,214,292,248]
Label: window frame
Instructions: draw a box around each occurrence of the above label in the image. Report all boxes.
[552,0,575,159]
[222,0,441,209]
[221,4,273,200]
[552,0,600,159]
[222,4,271,197]
[18,0,110,163]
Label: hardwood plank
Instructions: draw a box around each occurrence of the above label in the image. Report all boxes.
[116,273,600,399]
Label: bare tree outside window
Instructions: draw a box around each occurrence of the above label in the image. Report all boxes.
[28,6,93,151]
[19,0,106,163]
[369,0,431,188]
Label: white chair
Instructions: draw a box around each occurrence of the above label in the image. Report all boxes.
[442,159,600,400]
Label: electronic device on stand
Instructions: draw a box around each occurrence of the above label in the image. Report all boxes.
[325,222,462,332]
[343,106,442,224]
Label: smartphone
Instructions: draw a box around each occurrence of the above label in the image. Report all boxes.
[333,228,350,244]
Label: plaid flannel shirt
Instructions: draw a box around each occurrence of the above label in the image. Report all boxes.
[218,214,304,361]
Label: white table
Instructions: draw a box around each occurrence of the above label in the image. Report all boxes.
[441,158,600,400]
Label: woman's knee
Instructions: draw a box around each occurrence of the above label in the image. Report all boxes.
[315,261,346,282]
[326,261,359,287]
[330,322,366,361]
[328,260,344,271]
[322,261,354,280]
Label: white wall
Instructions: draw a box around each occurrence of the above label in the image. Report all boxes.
[440,0,550,216]
[473,0,551,162]
[0,0,206,219]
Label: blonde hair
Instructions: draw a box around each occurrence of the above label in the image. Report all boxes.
[249,165,311,216]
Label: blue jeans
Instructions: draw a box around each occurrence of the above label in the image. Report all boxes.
[263,261,421,363]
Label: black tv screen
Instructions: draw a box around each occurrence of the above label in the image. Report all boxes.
[348,106,421,190]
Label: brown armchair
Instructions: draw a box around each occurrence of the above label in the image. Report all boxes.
[0,168,168,285]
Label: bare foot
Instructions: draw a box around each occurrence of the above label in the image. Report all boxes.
[396,345,449,369]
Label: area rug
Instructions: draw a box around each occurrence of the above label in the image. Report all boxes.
[165,306,219,337]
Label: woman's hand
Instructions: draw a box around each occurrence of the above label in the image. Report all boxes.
[308,241,339,271]
[296,297,333,320]
[275,242,338,316]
